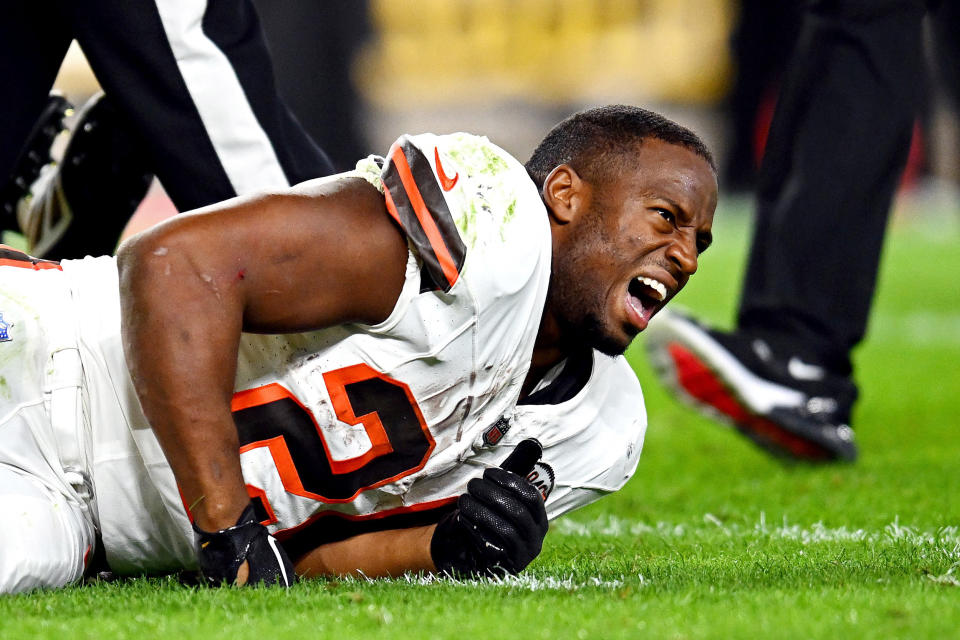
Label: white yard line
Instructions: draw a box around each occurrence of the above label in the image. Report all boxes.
[554,514,960,549]
[335,516,958,592]
[344,571,635,591]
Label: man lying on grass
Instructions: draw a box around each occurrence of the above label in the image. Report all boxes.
[0,105,716,592]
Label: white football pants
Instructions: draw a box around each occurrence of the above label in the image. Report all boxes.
[0,262,97,593]
[0,405,96,593]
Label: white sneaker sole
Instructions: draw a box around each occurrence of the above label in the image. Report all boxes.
[643,310,844,460]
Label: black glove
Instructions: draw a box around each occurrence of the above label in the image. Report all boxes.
[431,439,549,577]
[193,503,296,587]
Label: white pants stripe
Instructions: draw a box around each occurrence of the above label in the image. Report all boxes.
[153,0,290,195]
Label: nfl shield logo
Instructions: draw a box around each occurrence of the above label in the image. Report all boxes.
[0,313,10,342]
[482,416,511,446]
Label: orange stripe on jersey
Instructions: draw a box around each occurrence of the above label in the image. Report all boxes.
[382,182,403,227]
[245,484,279,525]
[388,143,461,289]
[0,259,62,270]
[0,244,62,270]
[231,382,290,412]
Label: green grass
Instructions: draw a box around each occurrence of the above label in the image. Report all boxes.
[3,200,958,639]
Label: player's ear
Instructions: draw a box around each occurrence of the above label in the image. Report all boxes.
[542,164,587,225]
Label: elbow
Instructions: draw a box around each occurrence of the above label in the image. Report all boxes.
[116,230,165,369]
[117,226,176,291]
[116,226,180,315]
[115,233,142,288]
[117,221,242,327]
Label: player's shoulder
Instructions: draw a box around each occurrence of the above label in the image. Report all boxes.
[581,352,646,450]
[361,132,548,295]
[400,131,526,193]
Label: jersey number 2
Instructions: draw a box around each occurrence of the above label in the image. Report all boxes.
[231,364,435,503]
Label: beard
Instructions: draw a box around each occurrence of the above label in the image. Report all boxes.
[547,194,640,356]
[546,205,635,357]
[555,305,632,356]
[547,251,634,357]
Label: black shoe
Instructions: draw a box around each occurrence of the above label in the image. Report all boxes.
[1,93,73,228]
[13,92,154,259]
[643,309,858,462]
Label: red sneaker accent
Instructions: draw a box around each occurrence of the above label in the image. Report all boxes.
[668,343,828,460]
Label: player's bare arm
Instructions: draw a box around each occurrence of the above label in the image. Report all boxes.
[117,177,408,534]
[295,525,438,578]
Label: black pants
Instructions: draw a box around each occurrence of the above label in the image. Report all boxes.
[736,0,950,377]
[255,0,372,172]
[1,0,333,213]
[723,0,803,191]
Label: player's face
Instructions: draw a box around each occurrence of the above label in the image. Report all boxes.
[548,140,717,355]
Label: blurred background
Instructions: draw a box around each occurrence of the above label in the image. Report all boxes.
[47,0,959,224]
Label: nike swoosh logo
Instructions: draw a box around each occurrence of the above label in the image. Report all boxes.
[788,357,825,381]
[266,535,291,586]
[435,147,459,191]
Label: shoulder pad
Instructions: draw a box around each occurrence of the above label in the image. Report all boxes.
[381,136,466,293]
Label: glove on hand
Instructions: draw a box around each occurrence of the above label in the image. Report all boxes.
[431,439,548,577]
[193,503,296,587]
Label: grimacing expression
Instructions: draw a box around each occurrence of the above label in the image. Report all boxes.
[549,139,717,355]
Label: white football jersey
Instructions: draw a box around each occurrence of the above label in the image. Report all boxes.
[56,133,646,573]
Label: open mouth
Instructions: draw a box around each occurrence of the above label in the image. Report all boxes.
[626,276,669,330]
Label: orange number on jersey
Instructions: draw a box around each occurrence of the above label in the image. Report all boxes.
[232,364,435,507]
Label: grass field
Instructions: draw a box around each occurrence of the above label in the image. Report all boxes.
[2,199,958,639]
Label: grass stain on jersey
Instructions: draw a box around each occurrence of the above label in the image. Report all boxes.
[456,200,481,247]
[490,199,519,242]
[447,136,510,176]
[501,198,517,233]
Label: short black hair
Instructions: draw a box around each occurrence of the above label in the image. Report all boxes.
[524,105,716,191]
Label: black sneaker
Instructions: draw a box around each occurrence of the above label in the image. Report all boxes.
[13,92,154,259]
[643,309,858,462]
[1,93,73,228]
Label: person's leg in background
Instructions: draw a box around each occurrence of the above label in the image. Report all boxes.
[723,0,802,192]
[255,0,372,172]
[738,0,928,378]
[66,0,334,210]
[5,0,339,260]
[644,0,929,462]
[0,1,73,231]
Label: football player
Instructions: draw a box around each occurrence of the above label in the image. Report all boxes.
[0,105,717,592]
